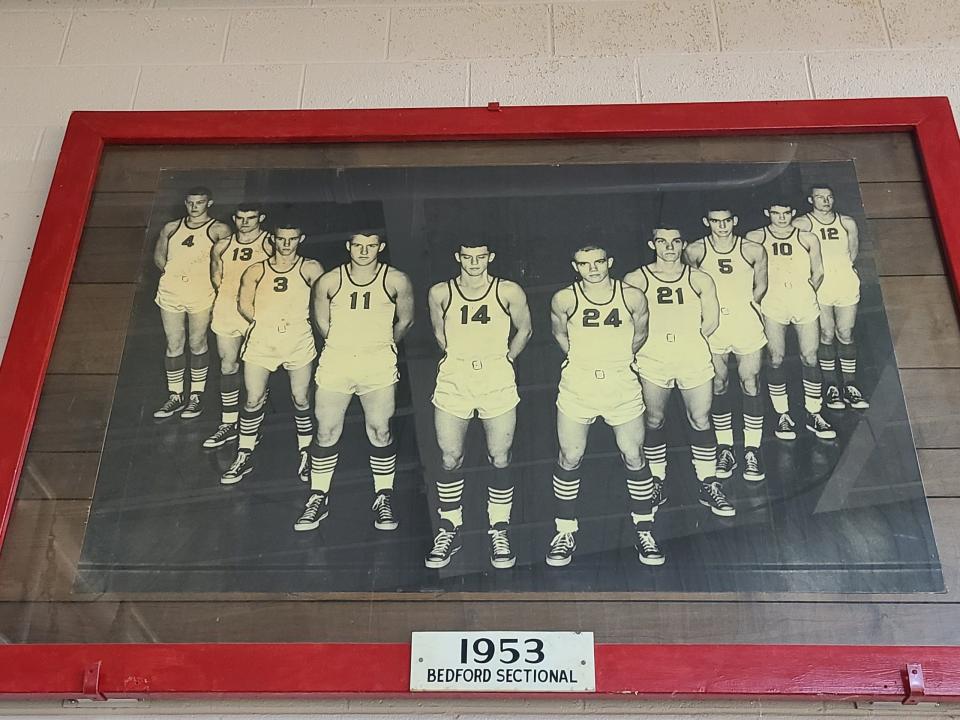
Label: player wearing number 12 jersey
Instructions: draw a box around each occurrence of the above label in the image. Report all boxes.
[295,233,414,534]
[424,242,532,570]
[546,244,664,568]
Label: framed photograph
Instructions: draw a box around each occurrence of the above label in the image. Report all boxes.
[1,98,960,701]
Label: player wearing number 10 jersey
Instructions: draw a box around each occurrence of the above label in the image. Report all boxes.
[547,244,664,568]
[425,242,532,570]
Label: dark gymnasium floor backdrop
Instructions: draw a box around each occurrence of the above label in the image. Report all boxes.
[76,161,944,594]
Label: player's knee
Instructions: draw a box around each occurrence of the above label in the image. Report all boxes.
[220,358,240,375]
[713,377,729,395]
[188,338,208,355]
[315,424,343,446]
[687,413,711,432]
[244,394,266,412]
[165,338,186,356]
[366,424,392,446]
[558,449,583,471]
[645,413,665,431]
[820,329,834,345]
[440,452,464,472]
[836,327,854,345]
[766,352,784,368]
[621,449,644,471]
[291,395,310,412]
[800,351,818,367]
[487,449,511,469]
[740,375,760,396]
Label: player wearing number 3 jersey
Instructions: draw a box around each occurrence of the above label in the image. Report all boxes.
[425,242,532,571]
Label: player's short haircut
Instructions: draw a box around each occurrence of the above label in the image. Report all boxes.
[458,239,493,253]
[704,205,734,215]
[651,222,683,236]
[766,198,794,209]
[351,231,385,244]
[808,184,834,194]
[273,219,303,235]
[572,243,606,258]
[185,185,212,200]
[235,201,262,214]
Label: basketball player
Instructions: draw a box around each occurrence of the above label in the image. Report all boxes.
[546,244,664,568]
[793,186,870,410]
[220,221,324,484]
[626,225,736,520]
[685,208,768,483]
[152,187,231,420]
[424,242,532,570]
[746,202,836,440]
[294,233,414,532]
[203,204,273,449]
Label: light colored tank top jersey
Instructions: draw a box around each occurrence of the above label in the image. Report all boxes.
[218,232,270,301]
[326,263,396,351]
[165,217,216,278]
[443,277,511,361]
[699,236,754,312]
[566,280,634,370]
[253,257,312,336]
[763,227,813,293]
[806,212,853,269]
[636,265,708,360]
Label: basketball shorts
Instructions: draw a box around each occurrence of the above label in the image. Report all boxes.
[432,355,519,420]
[556,362,646,426]
[709,302,767,355]
[155,273,215,314]
[316,344,399,396]
[241,324,317,372]
[211,296,250,338]
[633,351,714,391]
[761,285,820,326]
[817,266,860,307]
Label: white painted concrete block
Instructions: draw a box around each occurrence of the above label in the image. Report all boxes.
[471,57,636,105]
[883,0,960,49]
[136,64,303,110]
[0,128,42,196]
[61,9,229,65]
[226,7,388,63]
[29,127,66,195]
[303,62,467,108]
[0,260,30,342]
[0,193,45,266]
[0,0,149,7]
[389,5,550,60]
[717,0,887,51]
[0,11,70,65]
[554,1,718,56]
[640,52,810,102]
[0,67,138,125]
[158,0,309,7]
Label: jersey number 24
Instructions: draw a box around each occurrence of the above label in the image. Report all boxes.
[582,308,622,327]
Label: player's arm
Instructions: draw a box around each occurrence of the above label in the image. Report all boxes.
[683,240,706,268]
[302,259,326,286]
[427,282,449,352]
[501,281,533,362]
[842,215,860,262]
[792,215,812,231]
[550,288,574,356]
[153,220,178,272]
[744,228,764,244]
[691,269,720,337]
[312,271,335,339]
[210,236,230,290]
[801,230,825,290]
[623,285,649,355]
[237,264,264,324]
[623,267,647,290]
[210,220,232,243]
[388,268,415,343]
[743,239,768,304]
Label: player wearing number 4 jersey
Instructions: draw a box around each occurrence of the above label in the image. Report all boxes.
[203,204,273,450]
[220,222,324,485]
[152,187,231,421]
[626,225,737,522]
[793,186,870,411]
[746,201,836,441]
[425,242,532,570]
[295,233,414,534]
[546,244,664,568]
[685,208,768,483]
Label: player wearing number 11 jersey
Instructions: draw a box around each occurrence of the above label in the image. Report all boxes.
[425,242,532,570]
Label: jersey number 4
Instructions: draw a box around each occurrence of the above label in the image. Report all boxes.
[180,234,195,247]
[459,304,491,324]
[582,308,622,327]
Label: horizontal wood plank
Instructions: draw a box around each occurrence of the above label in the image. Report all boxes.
[72,227,149,283]
[871,218,946,277]
[882,275,960,368]
[16,453,98,501]
[901,369,960,448]
[27,375,115,453]
[47,284,135,375]
[861,182,930,219]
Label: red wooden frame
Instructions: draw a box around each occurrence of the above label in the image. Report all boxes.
[1,98,959,701]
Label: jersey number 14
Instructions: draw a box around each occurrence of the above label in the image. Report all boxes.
[460,304,491,324]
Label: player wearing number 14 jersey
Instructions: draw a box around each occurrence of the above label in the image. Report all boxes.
[424,242,532,570]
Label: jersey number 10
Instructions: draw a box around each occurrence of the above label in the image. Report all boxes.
[771,242,793,256]
[460,304,491,324]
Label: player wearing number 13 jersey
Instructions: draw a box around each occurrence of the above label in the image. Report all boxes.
[425,242,532,571]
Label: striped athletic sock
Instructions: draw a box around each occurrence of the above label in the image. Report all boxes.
[189,351,209,394]
[839,341,858,384]
[712,390,734,447]
[220,371,240,424]
[643,426,667,481]
[626,464,655,529]
[819,342,839,386]
[742,393,765,449]
[294,410,313,452]
[238,405,264,452]
[689,427,717,483]
[767,364,789,414]
[370,441,397,493]
[802,364,823,414]
[552,464,580,534]
[309,442,339,493]
[487,464,515,526]
[437,468,464,528]
[164,354,186,395]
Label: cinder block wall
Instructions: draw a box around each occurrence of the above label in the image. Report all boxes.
[1,1,959,717]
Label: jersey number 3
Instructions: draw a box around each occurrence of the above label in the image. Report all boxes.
[273,277,288,293]
[459,304,491,324]
[582,308,622,327]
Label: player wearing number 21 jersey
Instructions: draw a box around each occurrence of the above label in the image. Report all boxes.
[625,225,737,521]
[295,233,415,536]
[546,244,665,568]
[424,242,532,571]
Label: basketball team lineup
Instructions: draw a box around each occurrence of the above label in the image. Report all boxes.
[150,184,869,572]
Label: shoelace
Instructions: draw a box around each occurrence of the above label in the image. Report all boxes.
[431,528,456,556]
[161,395,182,411]
[185,393,200,408]
[549,532,574,554]
[718,450,735,467]
[213,424,233,439]
[813,414,831,430]
[779,415,794,429]
[745,452,760,472]
[636,531,659,553]
[488,529,511,556]
[847,387,864,401]
[705,482,729,507]
[227,452,249,474]
[302,494,324,519]
[373,493,393,521]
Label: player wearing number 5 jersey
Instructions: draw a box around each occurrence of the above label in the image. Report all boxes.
[220,222,324,485]
[794,185,870,411]
[546,245,664,568]
[685,207,768,483]
[425,242,532,570]
[152,187,232,421]
[626,225,736,521]
[746,201,836,441]
[295,233,415,535]
[203,204,273,450]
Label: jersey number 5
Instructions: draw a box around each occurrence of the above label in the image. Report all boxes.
[717,258,733,274]
[656,287,685,304]
[582,308,622,327]
[459,304,491,324]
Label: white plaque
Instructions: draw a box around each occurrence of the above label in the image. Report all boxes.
[410,631,595,692]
